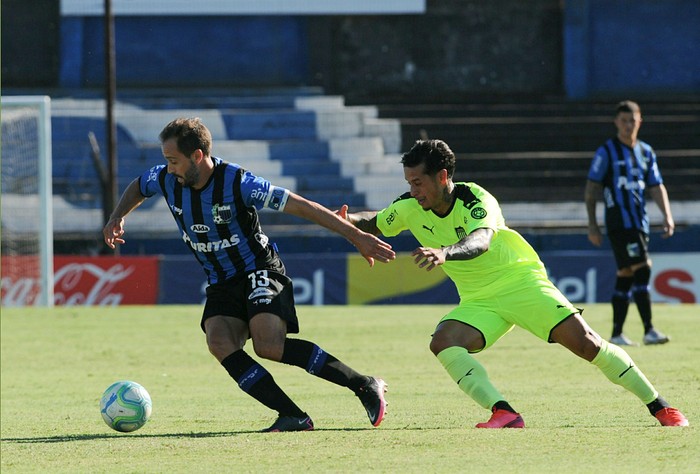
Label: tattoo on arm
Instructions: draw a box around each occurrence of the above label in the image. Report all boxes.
[443,228,493,261]
[349,211,381,235]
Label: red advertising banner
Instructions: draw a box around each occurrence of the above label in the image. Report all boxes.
[1,255,41,306]
[1,256,159,306]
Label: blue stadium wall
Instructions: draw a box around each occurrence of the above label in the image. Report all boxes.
[58,16,309,88]
[564,0,700,98]
[47,0,699,98]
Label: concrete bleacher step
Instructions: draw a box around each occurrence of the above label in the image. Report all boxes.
[119,86,324,110]
[294,95,346,111]
[212,140,296,190]
[353,175,408,210]
[400,119,700,153]
[380,99,700,202]
[280,160,340,177]
[268,139,329,161]
[378,100,700,119]
[222,110,317,140]
[298,190,365,208]
[456,148,700,202]
[295,176,355,192]
[119,109,229,143]
[329,136,385,161]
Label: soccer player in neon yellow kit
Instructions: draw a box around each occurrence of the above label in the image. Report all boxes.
[339,139,688,428]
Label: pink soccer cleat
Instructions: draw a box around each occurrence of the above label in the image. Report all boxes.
[476,408,525,429]
[655,407,689,427]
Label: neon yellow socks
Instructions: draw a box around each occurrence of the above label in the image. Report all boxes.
[591,339,658,404]
[438,340,658,410]
[436,346,504,409]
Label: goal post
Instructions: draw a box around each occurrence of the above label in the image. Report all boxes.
[1,95,54,307]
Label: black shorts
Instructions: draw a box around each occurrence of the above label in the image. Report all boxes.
[608,229,650,269]
[201,269,299,334]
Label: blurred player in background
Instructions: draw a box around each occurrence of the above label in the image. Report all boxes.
[103,117,394,432]
[340,138,688,428]
[585,100,674,346]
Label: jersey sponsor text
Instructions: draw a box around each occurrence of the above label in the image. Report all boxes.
[182,231,240,252]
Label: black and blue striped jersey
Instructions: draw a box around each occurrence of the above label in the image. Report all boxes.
[139,157,290,284]
[587,138,663,234]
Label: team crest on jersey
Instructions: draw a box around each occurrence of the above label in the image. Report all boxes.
[212,203,232,224]
[471,207,487,219]
[455,226,468,239]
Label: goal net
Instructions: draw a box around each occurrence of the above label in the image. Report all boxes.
[1,96,54,306]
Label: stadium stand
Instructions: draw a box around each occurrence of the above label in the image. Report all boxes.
[48,92,403,237]
[48,94,699,244]
[380,99,700,230]
[51,115,145,207]
[383,100,700,201]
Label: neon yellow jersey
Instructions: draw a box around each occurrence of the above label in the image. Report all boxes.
[376,182,546,300]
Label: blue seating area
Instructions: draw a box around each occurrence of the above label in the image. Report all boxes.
[268,139,330,161]
[51,116,148,207]
[222,110,317,140]
[48,93,404,228]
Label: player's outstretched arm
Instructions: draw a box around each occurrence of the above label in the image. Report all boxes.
[283,194,395,266]
[103,178,147,249]
[337,204,382,236]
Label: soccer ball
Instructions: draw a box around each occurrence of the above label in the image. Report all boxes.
[100,380,152,432]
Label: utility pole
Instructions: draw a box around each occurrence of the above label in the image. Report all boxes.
[104,0,119,255]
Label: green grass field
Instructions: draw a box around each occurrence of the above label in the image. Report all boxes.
[2,304,699,473]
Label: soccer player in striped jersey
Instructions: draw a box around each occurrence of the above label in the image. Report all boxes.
[339,138,688,428]
[103,117,394,432]
[585,100,675,346]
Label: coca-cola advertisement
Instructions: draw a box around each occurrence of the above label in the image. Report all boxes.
[2,252,699,307]
[1,256,159,306]
[1,256,41,306]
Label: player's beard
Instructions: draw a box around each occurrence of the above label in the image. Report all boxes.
[179,162,200,188]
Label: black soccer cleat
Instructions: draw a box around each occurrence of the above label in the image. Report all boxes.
[261,414,314,433]
[356,377,388,427]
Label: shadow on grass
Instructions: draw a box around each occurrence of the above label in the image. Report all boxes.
[1,427,405,444]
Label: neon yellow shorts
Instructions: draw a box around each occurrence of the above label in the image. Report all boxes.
[440,269,579,352]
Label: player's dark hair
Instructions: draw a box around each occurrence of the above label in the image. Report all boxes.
[159,117,212,157]
[401,139,456,178]
[615,100,641,116]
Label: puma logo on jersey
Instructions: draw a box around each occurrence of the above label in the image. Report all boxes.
[422,224,435,234]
